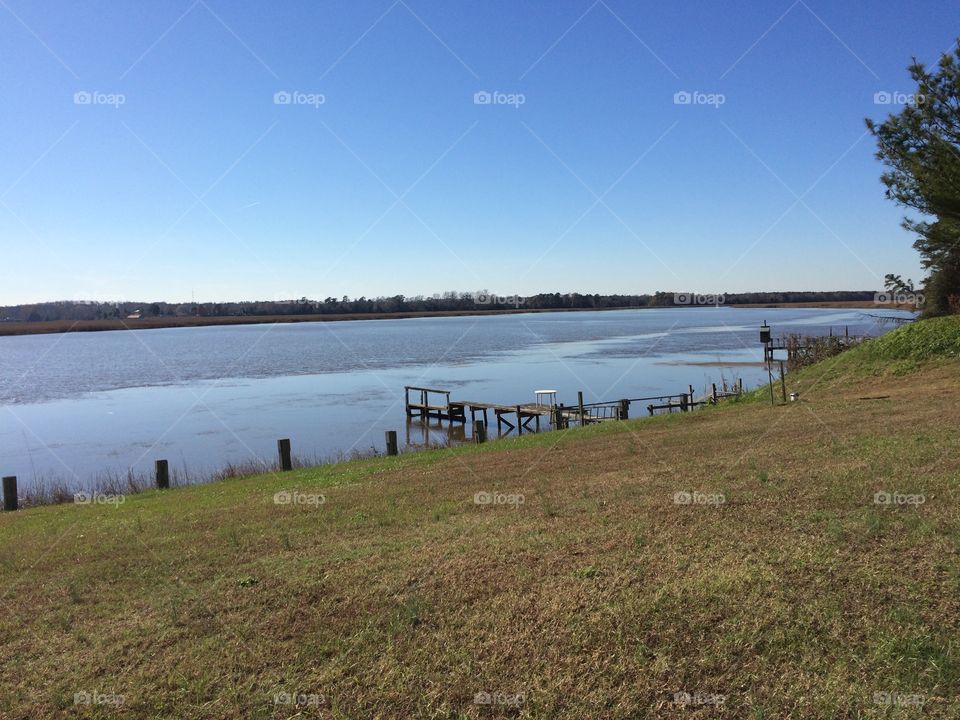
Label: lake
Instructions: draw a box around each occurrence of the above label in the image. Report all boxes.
[0,307,910,491]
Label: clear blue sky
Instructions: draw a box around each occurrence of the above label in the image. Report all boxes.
[1,0,956,304]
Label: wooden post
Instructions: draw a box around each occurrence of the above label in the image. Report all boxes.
[473,420,486,444]
[278,438,293,471]
[2,476,17,512]
[647,404,654,417]
[404,386,411,416]
[767,359,776,406]
[711,383,718,404]
[680,393,689,411]
[155,459,170,490]
[516,405,523,435]
[578,391,585,426]
[619,399,629,420]
[688,384,694,402]
[385,430,398,456]
[738,378,743,394]
[779,361,787,403]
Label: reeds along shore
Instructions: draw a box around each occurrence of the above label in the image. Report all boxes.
[11,446,390,508]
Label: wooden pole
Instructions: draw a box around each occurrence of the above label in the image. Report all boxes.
[385,431,398,456]
[767,355,776,406]
[619,399,629,419]
[711,383,718,404]
[473,420,486,444]
[155,459,170,489]
[278,438,293,471]
[516,405,523,435]
[2,476,17,511]
[779,360,787,403]
[578,391,585,426]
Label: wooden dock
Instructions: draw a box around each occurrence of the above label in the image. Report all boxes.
[404,384,742,434]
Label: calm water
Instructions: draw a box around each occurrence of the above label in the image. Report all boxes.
[0,307,910,490]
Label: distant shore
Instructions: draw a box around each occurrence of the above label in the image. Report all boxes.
[0,301,903,337]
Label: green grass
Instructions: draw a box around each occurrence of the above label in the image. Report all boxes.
[2,318,960,718]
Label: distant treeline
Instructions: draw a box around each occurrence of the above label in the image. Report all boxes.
[0,291,878,323]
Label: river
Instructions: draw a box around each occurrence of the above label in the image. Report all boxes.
[0,306,911,491]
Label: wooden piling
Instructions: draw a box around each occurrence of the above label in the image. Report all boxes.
[2,476,16,512]
[385,431,398,456]
[779,361,787,403]
[473,421,486,444]
[516,405,523,435]
[578,392,585,426]
[619,399,629,420]
[155,459,170,490]
[711,383,718,404]
[278,438,293,471]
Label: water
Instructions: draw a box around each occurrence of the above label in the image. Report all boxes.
[0,307,910,490]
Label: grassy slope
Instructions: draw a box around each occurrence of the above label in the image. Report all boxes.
[1,319,959,719]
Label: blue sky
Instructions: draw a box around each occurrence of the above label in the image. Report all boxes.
[1,0,956,304]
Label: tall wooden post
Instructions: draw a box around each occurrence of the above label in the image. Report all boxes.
[779,361,787,403]
[2,476,17,511]
[278,439,293,471]
[473,421,486,444]
[516,405,523,435]
[385,431,398,456]
[711,383,718,404]
[619,399,629,419]
[155,460,170,489]
[578,391,585,426]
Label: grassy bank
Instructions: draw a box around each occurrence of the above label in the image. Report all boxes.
[1,319,959,718]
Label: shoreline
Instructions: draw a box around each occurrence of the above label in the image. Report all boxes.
[0,301,896,337]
